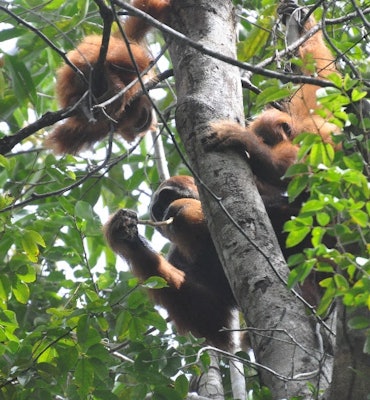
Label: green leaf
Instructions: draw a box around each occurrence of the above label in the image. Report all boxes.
[36,346,58,364]
[77,318,101,351]
[12,280,30,304]
[364,336,370,354]
[97,271,116,290]
[153,386,184,400]
[311,226,325,247]
[75,358,94,398]
[348,316,370,330]
[0,154,10,170]
[237,10,273,62]
[128,316,146,341]
[309,142,335,167]
[5,54,38,105]
[349,209,368,228]
[317,212,331,226]
[95,316,109,332]
[141,311,167,333]
[333,274,349,291]
[317,285,336,316]
[174,374,189,397]
[287,260,315,289]
[0,275,11,302]
[0,309,19,333]
[21,230,46,262]
[351,88,367,102]
[75,200,94,221]
[343,153,365,171]
[0,193,14,209]
[143,276,169,289]
[284,162,309,178]
[17,265,36,283]
[286,226,311,248]
[287,175,309,201]
[255,86,291,109]
[327,72,343,87]
[43,0,66,10]
[115,310,131,339]
[127,291,145,309]
[77,314,89,345]
[301,200,324,213]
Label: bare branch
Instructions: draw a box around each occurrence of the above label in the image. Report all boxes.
[0,131,144,213]
[138,217,174,227]
[0,106,75,155]
[92,0,114,95]
[112,0,340,88]
[0,69,172,155]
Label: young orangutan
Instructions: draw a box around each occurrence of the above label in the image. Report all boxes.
[104,176,237,349]
[207,6,340,190]
[46,0,170,154]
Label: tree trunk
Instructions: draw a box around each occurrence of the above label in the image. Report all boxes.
[168,1,333,398]
[327,302,370,400]
[190,351,225,400]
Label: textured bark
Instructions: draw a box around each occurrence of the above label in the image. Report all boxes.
[327,303,370,400]
[167,1,332,398]
[190,351,225,400]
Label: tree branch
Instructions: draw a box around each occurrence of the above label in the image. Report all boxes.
[168,0,333,397]
[112,0,368,89]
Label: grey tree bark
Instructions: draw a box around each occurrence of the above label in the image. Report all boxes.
[190,351,225,400]
[327,303,370,400]
[167,0,333,398]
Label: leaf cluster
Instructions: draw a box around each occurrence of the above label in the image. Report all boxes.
[0,0,369,398]
[285,78,370,331]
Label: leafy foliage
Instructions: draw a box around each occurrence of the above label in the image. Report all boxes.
[0,0,369,398]
[285,82,370,320]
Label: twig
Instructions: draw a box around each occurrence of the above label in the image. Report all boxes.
[138,217,173,227]
[151,126,170,181]
[112,0,338,88]
[0,128,143,213]
[92,0,114,96]
[0,68,172,154]
[0,107,74,155]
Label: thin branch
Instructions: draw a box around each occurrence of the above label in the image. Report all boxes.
[349,0,370,30]
[92,0,114,96]
[0,326,75,389]
[0,68,172,155]
[0,91,90,155]
[112,351,134,363]
[138,217,173,227]
[186,346,289,382]
[0,106,75,155]
[112,0,341,89]
[0,130,143,213]
[151,127,170,181]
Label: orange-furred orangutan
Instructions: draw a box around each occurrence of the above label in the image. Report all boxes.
[104,176,237,349]
[46,0,170,154]
[207,7,340,191]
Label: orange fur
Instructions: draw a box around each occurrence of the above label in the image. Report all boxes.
[104,173,326,348]
[207,15,341,188]
[124,0,171,42]
[47,0,170,154]
[104,176,236,349]
[286,17,340,139]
